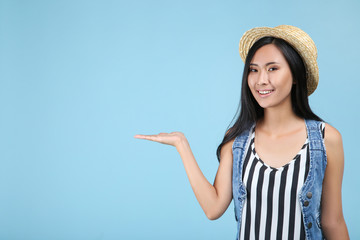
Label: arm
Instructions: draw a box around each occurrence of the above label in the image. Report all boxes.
[176,136,234,220]
[321,124,349,239]
[134,131,234,220]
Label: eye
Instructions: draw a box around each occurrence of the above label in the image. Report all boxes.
[249,68,257,72]
[269,67,278,72]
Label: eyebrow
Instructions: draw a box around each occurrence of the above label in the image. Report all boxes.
[250,62,280,66]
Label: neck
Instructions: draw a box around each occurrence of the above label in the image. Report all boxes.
[258,101,303,135]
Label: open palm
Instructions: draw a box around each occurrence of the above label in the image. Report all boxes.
[134,131,186,148]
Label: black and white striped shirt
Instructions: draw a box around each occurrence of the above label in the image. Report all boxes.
[239,122,325,240]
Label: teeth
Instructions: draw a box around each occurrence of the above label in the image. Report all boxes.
[259,90,272,94]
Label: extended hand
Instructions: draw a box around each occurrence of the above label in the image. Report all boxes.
[134,132,186,148]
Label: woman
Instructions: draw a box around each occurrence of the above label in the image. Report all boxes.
[134,25,349,240]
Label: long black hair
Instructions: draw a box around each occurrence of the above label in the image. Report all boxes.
[216,36,323,162]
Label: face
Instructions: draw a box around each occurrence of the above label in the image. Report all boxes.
[247,44,294,110]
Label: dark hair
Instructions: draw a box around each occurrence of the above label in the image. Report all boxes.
[216,36,323,162]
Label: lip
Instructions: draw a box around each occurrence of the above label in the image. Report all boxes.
[256,89,274,97]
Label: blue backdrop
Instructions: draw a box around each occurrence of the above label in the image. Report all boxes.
[1,0,359,239]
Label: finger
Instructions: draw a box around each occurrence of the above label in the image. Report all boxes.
[134,134,150,139]
[134,134,161,142]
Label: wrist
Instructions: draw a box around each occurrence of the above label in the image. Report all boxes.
[176,136,189,151]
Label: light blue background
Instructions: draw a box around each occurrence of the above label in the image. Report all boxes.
[1,0,359,239]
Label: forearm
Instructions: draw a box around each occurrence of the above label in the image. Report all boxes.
[176,138,219,219]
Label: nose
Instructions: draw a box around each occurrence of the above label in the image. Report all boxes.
[257,70,269,85]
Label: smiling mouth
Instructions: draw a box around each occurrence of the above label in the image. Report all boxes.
[258,90,274,95]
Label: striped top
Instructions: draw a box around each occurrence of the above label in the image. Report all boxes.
[239,122,325,240]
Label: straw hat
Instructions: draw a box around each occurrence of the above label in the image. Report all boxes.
[239,25,318,96]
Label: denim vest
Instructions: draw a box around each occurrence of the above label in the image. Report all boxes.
[232,119,327,240]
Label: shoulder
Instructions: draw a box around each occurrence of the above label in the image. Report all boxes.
[323,123,343,149]
[323,123,344,163]
[221,137,235,154]
[220,130,236,158]
[218,138,235,166]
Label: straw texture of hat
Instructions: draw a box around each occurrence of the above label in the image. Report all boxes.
[239,25,318,96]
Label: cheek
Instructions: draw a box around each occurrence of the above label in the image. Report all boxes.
[285,71,293,85]
[278,72,293,90]
[247,77,257,97]
[247,75,255,89]
[286,77,294,90]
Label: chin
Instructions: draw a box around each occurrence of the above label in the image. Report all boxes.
[254,99,272,109]
[258,103,273,109]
